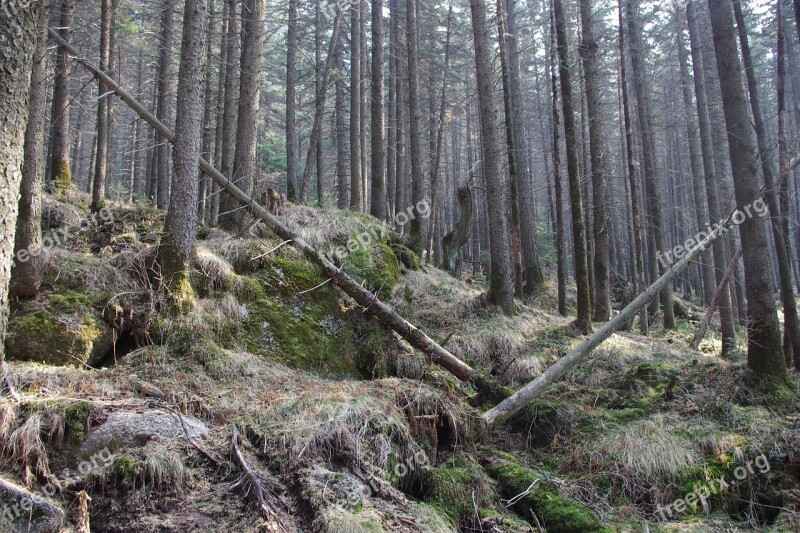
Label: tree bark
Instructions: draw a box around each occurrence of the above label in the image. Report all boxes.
[155,0,177,208]
[626,0,675,329]
[159,0,209,307]
[10,4,51,300]
[687,0,736,356]
[286,0,298,202]
[470,0,516,315]
[91,0,112,212]
[555,0,592,333]
[335,23,348,209]
[580,0,611,321]
[49,0,77,193]
[707,0,786,377]
[1,0,42,397]
[550,8,567,317]
[350,2,363,211]
[441,186,473,275]
[369,0,387,220]
[406,0,424,251]
[217,0,241,228]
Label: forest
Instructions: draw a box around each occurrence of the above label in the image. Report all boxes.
[1,0,800,530]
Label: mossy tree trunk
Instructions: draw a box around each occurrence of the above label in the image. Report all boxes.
[49,0,77,194]
[159,0,208,310]
[1,0,42,396]
[10,3,51,300]
[441,187,473,276]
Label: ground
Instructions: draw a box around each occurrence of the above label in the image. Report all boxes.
[1,191,799,532]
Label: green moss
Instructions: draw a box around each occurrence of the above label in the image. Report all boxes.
[157,239,195,312]
[353,317,392,378]
[52,159,72,194]
[65,401,90,443]
[485,457,607,532]
[342,241,400,298]
[5,307,112,367]
[391,243,421,271]
[423,455,496,524]
[113,454,139,483]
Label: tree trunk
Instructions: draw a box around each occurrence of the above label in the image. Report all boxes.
[10,3,51,300]
[369,0,387,220]
[1,0,42,397]
[406,0,423,251]
[626,0,675,330]
[217,0,240,228]
[49,0,76,193]
[350,2,363,211]
[159,0,208,308]
[619,0,648,334]
[733,0,800,367]
[580,0,610,321]
[387,0,399,218]
[470,0,516,315]
[155,0,177,208]
[198,0,217,224]
[550,8,567,317]
[229,0,265,229]
[91,0,112,212]
[315,0,324,206]
[211,0,230,227]
[555,0,592,332]
[441,186,473,275]
[687,0,736,356]
[286,0,298,202]
[675,5,715,307]
[335,24,348,209]
[708,0,786,377]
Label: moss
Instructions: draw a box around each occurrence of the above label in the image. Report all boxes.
[353,317,392,379]
[485,457,607,532]
[64,401,90,444]
[52,159,72,194]
[113,454,139,484]
[342,241,400,298]
[5,307,112,367]
[423,455,496,525]
[157,239,195,312]
[391,243,421,271]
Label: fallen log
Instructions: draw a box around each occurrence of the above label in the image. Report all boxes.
[482,224,725,429]
[690,247,742,350]
[49,29,474,382]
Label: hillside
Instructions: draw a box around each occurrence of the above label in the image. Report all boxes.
[1,192,799,532]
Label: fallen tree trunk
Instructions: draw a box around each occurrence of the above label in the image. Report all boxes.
[482,225,725,429]
[49,29,474,382]
[691,247,742,350]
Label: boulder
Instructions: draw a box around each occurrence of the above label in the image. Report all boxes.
[80,410,208,457]
[0,477,64,533]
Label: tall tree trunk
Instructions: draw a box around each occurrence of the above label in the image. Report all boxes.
[0,0,42,397]
[470,0,516,315]
[580,0,610,321]
[229,0,265,229]
[387,0,399,218]
[159,0,208,308]
[555,0,592,332]
[91,0,112,212]
[550,8,567,317]
[211,0,230,227]
[198,0,217,224]
[733,0,800,367]
[218,0,240,228]
[286,0,298,202]
[676,5,715,307]
[707,0,786,376]
[350,2,363,211]
[406,0,423,250]
[10,3,51,300]
[315,0,324,206]
[626,0,675,329]
[370,0,387,220]
[335,24,348,209]
[155,0,177,208]
[687,0,736,355]
[105,0,121,196]
[49,0,77,193]
[619,0,648,334]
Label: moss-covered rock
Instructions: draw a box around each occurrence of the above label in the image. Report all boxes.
[342,241,400,298]
[5,306,113,368]
[485,455,608,533]
[423,455,497,525]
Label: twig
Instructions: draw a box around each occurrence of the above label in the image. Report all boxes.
[504,478,541,507]
[297,278,332,295]
[230,424,288,532]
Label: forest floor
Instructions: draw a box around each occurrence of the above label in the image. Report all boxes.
[1,191,799,532]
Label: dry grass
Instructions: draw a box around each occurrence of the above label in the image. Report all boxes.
[3,414,51,486]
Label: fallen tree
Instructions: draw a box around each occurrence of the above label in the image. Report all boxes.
[49,29,474,382]
[482,225,726,429]
[690,247,742,350]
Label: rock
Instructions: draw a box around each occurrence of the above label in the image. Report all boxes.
[41,197,81,231]
[79,410,207,457]
[0,477,64,533]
